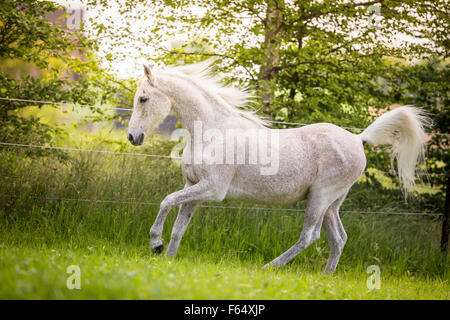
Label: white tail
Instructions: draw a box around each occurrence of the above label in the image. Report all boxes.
[359,106,432,195]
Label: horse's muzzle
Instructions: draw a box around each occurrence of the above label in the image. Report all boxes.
[128,132,145,146]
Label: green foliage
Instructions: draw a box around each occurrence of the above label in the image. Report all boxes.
[399,59,449,193]
[0,0,126,146]
[140,0,448,193]
[0,245,447,299]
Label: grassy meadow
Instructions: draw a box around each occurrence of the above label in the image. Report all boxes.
[0,127,448,299]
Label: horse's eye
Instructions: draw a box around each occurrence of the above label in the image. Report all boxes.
[139,96,148,104]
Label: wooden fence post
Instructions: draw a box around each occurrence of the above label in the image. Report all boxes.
[441,173,450,253]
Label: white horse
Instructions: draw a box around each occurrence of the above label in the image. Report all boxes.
[127,60,430,274]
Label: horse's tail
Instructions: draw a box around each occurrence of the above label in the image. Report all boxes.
[358,106,432,196]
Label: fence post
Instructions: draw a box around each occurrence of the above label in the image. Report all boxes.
[441,173,450,253]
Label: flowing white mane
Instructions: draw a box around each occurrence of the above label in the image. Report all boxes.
[168,59,269,127]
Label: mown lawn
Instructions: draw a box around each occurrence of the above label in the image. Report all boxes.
[0,199,448,299]
[0,243,448,300]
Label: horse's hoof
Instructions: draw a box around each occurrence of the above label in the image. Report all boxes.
[152,244,164,254]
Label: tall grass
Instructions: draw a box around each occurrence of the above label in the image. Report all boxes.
[0,130,448,299]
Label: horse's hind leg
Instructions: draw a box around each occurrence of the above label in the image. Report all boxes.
[322,193,348,275]
[262,189,337,269]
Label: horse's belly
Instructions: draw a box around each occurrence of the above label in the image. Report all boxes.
[225,165,313,205]
[225,185,309,205]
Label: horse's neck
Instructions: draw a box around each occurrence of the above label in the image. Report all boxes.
[158,73,238,133]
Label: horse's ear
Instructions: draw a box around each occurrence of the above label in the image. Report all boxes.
[143,64,155,86]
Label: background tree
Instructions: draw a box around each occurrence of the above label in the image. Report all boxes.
[0,0,122,147]
[148,0,449,194]
[4,0,448,194]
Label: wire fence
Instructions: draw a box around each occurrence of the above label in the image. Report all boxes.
[0,96,447,218]
[0,194,443,217]
[0,142,179,160]
[1,96,449,136]
[0,97,132,112]
[0,141,447,177]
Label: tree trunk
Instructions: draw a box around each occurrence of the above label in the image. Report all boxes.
[257,1,285,114]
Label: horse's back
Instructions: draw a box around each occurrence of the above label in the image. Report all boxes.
[226,123,366,204]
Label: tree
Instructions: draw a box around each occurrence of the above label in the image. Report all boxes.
[147,0,448,193]
[145,0,448,126]
[16,0,447,193]
[0,0,121,146]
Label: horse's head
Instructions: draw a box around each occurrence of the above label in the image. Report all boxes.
[127,65,172,146]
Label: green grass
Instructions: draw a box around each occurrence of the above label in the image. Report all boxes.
[0,132,448,299]
[1,245,448,299]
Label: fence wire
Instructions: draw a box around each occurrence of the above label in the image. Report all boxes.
[0,194,443,217]
[1,97,449,136]
[0,97,132,112]
[0,141,446,177]
[0,142,180,160]
[0,96,447,217]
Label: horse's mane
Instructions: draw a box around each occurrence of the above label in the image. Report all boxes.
[168,59,269,127]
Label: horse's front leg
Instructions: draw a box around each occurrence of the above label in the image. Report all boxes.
[165,201,198,257]
[149,180,221,254]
